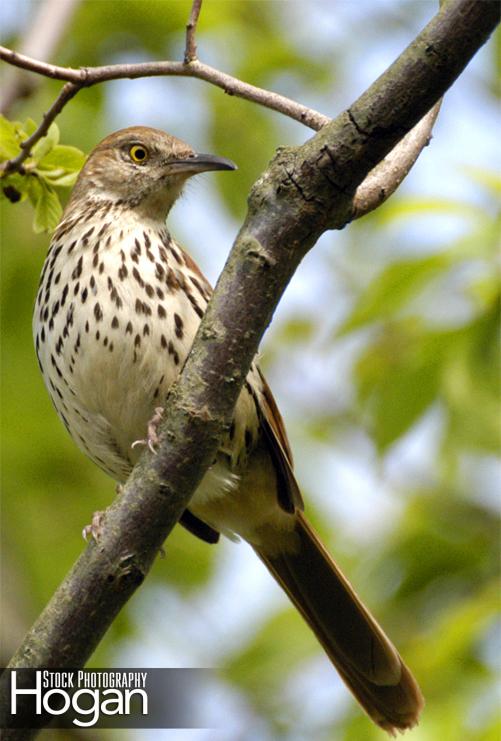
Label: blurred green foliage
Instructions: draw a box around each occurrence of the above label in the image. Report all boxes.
[348,184,500,454]
[1,2,499,740]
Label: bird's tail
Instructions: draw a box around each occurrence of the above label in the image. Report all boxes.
[253,512,424,735]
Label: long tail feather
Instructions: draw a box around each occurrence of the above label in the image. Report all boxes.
[254,512,424,734]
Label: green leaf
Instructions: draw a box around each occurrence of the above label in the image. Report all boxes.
[33,179,63,233]
[460,165,501,197]
[31,122,60,163]
[355,321,446,450]
[25,174,43,205]
[276,317,315,344]
[337,253,452,336]
[442,298,501,453]
[448,213,501,261]
[414,579,498,683]
[224,607,317,699]
[210,93,281,219]
[22,118,38,137]
[40,171,80,188]
[375,196,485,225]
[37,144,86,173]
[354,294,500,452]
[35,144,86,190]
[0,115,21,159]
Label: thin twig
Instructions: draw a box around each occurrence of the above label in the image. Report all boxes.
[1,81,81,175]
[0,46,330,136]
[184,0,203,63]
[0,37,442,217]
[0,40,443,216]
[0,0,443,210]
[0,46,82,82]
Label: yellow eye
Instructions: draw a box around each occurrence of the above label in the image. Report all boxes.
[129,145,149,163]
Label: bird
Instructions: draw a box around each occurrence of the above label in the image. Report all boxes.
[33,125,424,733]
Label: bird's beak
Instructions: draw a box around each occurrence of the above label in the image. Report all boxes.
[166,153,237,174]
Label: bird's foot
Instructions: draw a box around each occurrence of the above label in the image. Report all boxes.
[131,406,164,455]
[82,510,106,542]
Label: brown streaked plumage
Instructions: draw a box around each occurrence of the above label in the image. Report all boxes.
[33,126,423,733]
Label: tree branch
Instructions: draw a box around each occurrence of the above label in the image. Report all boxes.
[352,100,442,219]
[1,82,81,175]
[0,45,330,150]
[2,2,499,737]
[0,0,443,209]
[0,48,442,216]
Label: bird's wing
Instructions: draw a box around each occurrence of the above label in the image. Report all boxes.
[178,244,302,517]
[253,367,304,514]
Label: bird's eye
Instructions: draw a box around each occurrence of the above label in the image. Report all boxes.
[129,145,149,163]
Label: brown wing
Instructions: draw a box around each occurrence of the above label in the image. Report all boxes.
[256,368,294,465]
[254,368,304,514]
[177,245,302,524]
[181,250,213,297]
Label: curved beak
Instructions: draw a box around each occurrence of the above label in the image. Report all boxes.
[167,153,237,175]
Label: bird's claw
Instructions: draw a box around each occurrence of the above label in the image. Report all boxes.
[131,406,164,455]
[82,510,106,542]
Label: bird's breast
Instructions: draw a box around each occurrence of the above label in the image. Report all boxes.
[33,209,211,479]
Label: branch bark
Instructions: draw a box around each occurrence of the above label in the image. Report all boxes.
[352,100,442,218]
[1,82,81,175]
[3,0,499,737]
[0,45,330,145]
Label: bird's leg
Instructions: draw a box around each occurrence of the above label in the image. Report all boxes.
[131,406,164,454]
[82,510,106,542]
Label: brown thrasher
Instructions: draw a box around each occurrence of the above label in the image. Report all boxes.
[33,126,423,733]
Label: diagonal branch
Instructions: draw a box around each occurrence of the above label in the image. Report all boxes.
[2,3,499,738]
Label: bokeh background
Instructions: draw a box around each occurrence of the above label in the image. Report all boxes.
[1,1,499,740]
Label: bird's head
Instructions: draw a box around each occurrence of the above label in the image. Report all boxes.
[68,125,236,220]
